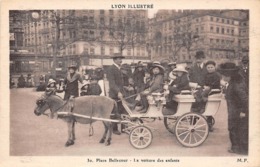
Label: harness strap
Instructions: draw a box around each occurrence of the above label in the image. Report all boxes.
[89,101,94,136]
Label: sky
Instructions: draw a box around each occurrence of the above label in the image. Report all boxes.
[148,9,158,18]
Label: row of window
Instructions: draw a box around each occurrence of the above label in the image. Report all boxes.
[209,26,235,35]
[210,16,235,25]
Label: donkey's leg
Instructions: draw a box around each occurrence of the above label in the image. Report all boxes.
[105,122,112,146]
[65,120,75,147]
[99,121,108,144]
[72,121,76,141]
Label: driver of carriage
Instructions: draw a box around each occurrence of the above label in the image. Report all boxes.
[136,63,164,113]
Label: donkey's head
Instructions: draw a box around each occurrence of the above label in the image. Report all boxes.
[34,93,64,116]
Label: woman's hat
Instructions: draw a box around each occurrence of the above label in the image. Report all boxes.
[111,53,125,59]
[195,51,205,59]
[152,61,161,65]
[47,79,56,86]
[68,63,77,69]
[218,62,239,76]
[172,65,188,73]
[81,80,90,88]
[150,64,165,72]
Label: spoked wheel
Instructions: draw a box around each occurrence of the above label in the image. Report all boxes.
[129,126,153,149]
[121,115,143,134]
[175,112,209,147]
[164,116,178,134]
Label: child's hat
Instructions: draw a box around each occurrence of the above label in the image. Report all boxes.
[81,80,90,88]
[47,79,56,86]
[172,65,188,73]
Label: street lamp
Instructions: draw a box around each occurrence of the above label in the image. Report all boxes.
[31,11,40,86]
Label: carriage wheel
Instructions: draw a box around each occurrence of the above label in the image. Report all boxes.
[164,117,177,134]
[129,126,153,149]
[175,113,209,147]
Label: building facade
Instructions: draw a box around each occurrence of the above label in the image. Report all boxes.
[10,10,150,76]
[148,10,249,64]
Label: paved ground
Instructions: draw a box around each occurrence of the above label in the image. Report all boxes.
[10,88,236,156]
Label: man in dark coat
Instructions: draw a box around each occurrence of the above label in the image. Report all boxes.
[219,62,248,155]
[189,51,207,87]
[107,53,125,135]
[64,63,83,100]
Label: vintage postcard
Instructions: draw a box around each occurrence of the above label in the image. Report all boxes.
[1,0,260,167]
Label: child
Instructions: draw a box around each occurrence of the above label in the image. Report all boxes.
[88,76,102,96]
[45,79,62,95]
[80,80,90,96]
[165,65,190,110]
[137,64,164,113]
[202,60,221,100]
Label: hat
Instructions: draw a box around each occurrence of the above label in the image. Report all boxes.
[242,56,249,63]
[81,80,90,88]
[205,60,216,67]
[150,64,165,72]
[172,65,188,73]
[168,62,177,66]
[121,63,131,70]
[47,79,56,86]
[111,53,125,59]
[152,61,161,65]
[218,62,239,77]
[68,63,77,69]
[195,51,205,59]
[136,63,144,68]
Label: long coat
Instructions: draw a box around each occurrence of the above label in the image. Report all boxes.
[107,64,124,99]
[64,72,83,100]
[225,78,248,129]
[189,63,207,86]
[225,77,248,153]
[149,74,164,93]
[133,69,145,92]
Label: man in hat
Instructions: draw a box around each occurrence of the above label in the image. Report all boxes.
[64,63,83,100]
[189,51,207,87]
[219,62,248,155]
[107,53,125,135]
[239,55,249,89]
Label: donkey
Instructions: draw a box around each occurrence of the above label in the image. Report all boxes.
[34,93,118,146]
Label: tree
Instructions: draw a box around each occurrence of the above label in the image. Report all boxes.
[169,15,201,61]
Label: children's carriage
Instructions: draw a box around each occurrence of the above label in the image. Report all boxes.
[119,88,223,149]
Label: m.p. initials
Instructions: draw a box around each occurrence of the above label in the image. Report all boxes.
[237,158,248,163]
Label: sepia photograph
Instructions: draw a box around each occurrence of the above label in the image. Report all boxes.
[1,0,260,167]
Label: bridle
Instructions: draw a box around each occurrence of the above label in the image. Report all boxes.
[36,94,68,116]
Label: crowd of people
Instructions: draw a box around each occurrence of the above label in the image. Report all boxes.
[14,49,248,155]
[105,51,249,155]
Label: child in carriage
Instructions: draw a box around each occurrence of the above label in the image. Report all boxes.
[202,60,221,100]
[88,76,102,96]
[163,65,190,114]
[136,63,165,113]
